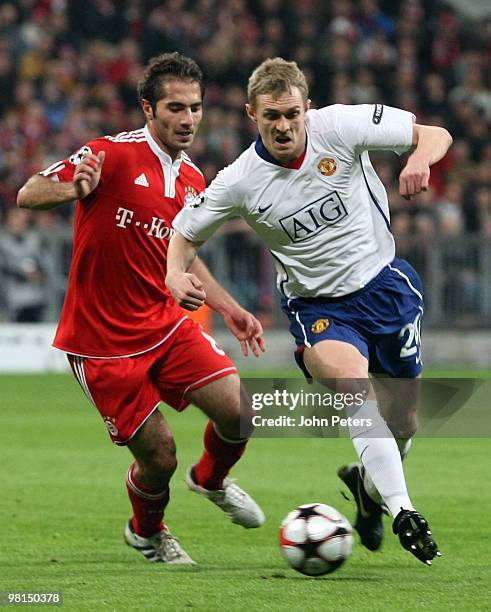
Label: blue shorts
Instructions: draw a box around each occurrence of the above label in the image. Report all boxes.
[282,259,423,379]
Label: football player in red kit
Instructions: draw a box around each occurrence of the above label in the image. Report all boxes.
[17,52,265,564]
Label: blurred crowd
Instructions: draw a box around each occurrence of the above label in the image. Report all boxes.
[1,0,491,321]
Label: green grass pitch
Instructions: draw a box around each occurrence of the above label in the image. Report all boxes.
[1,373,490,611]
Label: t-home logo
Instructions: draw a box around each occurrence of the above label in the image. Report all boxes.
[279,191,347,242]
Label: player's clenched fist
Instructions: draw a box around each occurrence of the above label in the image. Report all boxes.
[166,271,206,311]
[399,155,430,201]
[74,151,106,199]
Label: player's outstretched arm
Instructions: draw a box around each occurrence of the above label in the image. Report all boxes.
[17,151,105,210]
[166,232,265,357]
[17,174,80,210]
[191,258,265,357]
[399,124,452,200]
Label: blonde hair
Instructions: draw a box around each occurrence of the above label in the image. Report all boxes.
[247,58,309,107]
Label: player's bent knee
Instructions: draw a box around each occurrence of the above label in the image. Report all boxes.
[322,370,371,398]
[191,375,252,440]
[213,410,246,441]
[387,418,418,440]
[129,417,178,478]
[139,446,178,479]
[385,404,419,439]
[218,382,254,440]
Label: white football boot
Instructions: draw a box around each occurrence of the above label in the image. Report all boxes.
[186,466,265,528]
[124,520,196,564]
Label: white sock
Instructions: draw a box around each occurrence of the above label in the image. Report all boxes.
[349,400,414,517]
[363,437,413,504]
[362,470,383,505]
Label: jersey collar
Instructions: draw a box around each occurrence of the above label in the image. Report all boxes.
[144,124,183,171]
[254,134,307,170]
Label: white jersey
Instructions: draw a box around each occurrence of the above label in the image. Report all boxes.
[173,104,415,298]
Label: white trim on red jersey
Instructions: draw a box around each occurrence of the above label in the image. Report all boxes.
[40,161,66,177]
[40,125,206,358]
[105,129,147,143]
[56,315,189,359]
[182,152,205,177]
[143,125,183,197]
[71,356,97,406]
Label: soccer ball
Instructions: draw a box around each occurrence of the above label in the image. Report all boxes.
[279,503,354,576]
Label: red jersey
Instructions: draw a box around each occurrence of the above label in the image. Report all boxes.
[41,127,205,357]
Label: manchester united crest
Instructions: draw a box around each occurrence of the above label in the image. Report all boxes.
[317,157,337,177]
[311,319,330,333]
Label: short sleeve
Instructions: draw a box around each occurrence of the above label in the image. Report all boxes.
[39,138,115,185]
[173,169,239,243]
[317,104,415,156]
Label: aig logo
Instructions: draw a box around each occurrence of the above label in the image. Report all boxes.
[279,191,347,242]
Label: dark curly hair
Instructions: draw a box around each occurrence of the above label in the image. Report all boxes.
[138,52,204,111]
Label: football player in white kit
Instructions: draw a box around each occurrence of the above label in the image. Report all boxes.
[166,58,452,565]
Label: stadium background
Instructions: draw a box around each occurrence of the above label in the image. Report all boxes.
[1,0,491,363]
[1,2,491,610]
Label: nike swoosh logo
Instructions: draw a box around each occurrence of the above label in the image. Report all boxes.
[258,203,273,213]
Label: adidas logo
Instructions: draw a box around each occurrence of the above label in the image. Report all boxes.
[134,173,149,187]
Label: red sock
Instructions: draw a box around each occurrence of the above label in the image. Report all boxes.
[126,463,169,537]
[194,421,247,490]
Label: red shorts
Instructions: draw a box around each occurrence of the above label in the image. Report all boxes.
[67,318,237,445]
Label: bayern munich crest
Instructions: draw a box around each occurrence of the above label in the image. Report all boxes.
[104,416,119,436]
